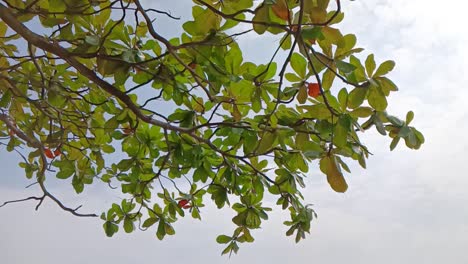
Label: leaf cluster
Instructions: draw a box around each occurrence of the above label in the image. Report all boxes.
[0,0,423,255]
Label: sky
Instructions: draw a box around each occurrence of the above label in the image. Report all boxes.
[1,0,468,263]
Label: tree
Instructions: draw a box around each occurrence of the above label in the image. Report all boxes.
[0,0,424,255]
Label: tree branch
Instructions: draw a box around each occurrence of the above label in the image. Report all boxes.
[0,3,191,135]
[0,196,43,208]
[0,113,42,148]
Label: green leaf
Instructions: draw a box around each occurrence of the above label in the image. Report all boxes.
[373,115,387,135]
[377,77,399,94]
[414,128,425,144]
[337,88,348,111]
[103,221,119,237]
[336,60,356,73]
[406,130,418,148]
[365,54,376,77]
[406,111,414,124]
[142,218,158,228]
[252,5,269,34]
[232,211,247,227]
[85,35,100,46]
[347,88,367,109]
[97,57,129,76]
[280,32,292,50]
[121,49,139,63]
[123,217,134,233]
[165,223,175,235]
[297,85,308,104]
[290,53,307,78]
[322,26,343,45]
[299,104,332,119]
[221,242,237,256]
[156,220,166,240]
[334,116,350,148]
[285,73,302,82]
[386,115,404,126]
[207,182,228,208]
[0,21,7,37]
[49,0,66,12]
[56,166,75,179]
[398,126,411,137]
[301,27,323,41]
[242,229,255,242]
[374,60,396,77]
[349,55,367,82]
[321,69,335,90]
[193,165,209,183]
[390,137,400,151]
[350,107,373,118]
[368,86,387,111]
[0,89,12,107]
[216,235,232,244]
[256,131,277,154]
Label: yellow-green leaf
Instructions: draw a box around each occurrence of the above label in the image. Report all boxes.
[321,68,335,90]
[252,5,269,34]
[368,86,387,111]
[374,60,395,77]
[365,54,376,77]
[347,87,367,109]
[297,84,308,104]
[256,131,277,154]
[320,155,348,193]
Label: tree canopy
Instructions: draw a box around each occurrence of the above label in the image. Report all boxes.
[0,0,424,255]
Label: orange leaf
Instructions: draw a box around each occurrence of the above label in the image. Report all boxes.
[307,38,316,45]
[307,83,321,98]
[272,1,290,21]
[44,148,55,159]
[290,24,299,32]
[122,126,133,135]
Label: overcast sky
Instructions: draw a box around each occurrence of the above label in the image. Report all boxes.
[2,0,468,263]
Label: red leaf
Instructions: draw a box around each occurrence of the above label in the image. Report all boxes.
[54,148,61,157]
[308,82,321,98]
[44,148,55,159]
[122,126,133,135]
[178,199,191,209]
[188,62,197,69]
